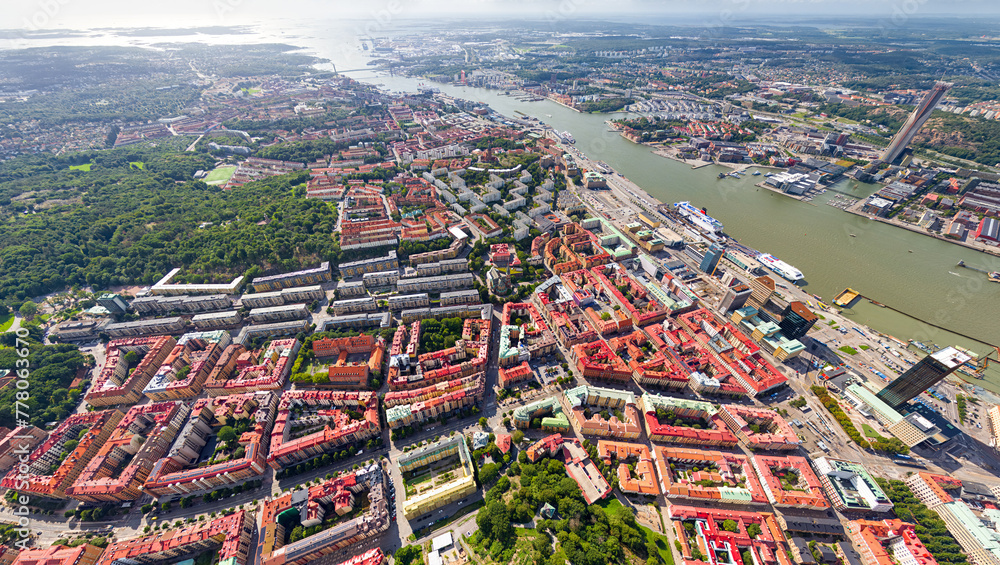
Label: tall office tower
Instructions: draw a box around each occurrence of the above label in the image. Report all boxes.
[875,346,971,409]
[881,82,951,164]
[700,244,724,274]
[777,301,818,340]
[719,283,752,314]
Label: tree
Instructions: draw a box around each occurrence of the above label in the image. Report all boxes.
[217,426,238,443]
[479,417,488,429]
[394,545,423,565]
[18,301,37,318]
[512,430,524,444]
[722,519,739,533]
[747,523,762,538]
[480,463,500,485]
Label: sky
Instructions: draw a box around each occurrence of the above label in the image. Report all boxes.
[2,0,998,31]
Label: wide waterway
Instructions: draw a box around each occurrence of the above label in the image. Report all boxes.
[342,70,1000,391]
[6,21,999,390]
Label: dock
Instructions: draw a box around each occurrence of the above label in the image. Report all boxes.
[833,288,861,307]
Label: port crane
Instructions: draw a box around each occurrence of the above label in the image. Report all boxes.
[975,346,1000,376]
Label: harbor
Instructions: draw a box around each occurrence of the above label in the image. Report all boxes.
[341,71,1000,393]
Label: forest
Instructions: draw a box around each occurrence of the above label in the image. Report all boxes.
[0,148,343,304]
[0,329,87,428]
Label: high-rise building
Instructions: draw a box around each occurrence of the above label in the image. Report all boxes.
[881,82,951,164]
[747,275,776,309]
[876,346,971,409]
[778,301,818,340]
[700,244,724,275]
[719,283,752,313]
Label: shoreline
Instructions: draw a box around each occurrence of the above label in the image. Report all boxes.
[843,202,1000,259]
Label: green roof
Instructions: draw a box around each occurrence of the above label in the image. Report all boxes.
[846,384,903,424]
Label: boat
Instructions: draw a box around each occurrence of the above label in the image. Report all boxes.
[757,253,805,282]
[849,233,856,237]
[752,170,761,176]
[989,271,1000,283]
[673,201,725,233]
[833,288,860,307]
[562,131,575,144]
[718,173,727,179]
[764,172,774,177]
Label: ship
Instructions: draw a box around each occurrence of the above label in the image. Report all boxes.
[595,162,612,174]
[752,170,761,176]
[562,131,575,144]
[673,201,724,233]
[718,173,727,179]
[990,271,1000,283]
[757,253,805,282]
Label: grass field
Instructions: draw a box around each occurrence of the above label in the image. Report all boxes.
[597,498,674,565]
[839,346,859,355]
[862,424,885,440]
[204,165,237,185]
[69,163,93,172]
[129,161,145,169]
[0,312,13,333]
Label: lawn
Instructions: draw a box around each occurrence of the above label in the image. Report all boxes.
[0,312,13,333]
[860,345,871,351]
[69,163,92,171]
[839,346,859,355]
[204,165,237,185]
[597,498,674,565]
[129,161,145,169]
[862,424,884,440]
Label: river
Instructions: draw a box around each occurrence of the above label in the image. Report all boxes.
[338,69,1000,391]
[6,21,1000,391]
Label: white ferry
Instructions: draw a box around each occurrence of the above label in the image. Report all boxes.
[562,131,576,144]
[673,202,724,233]
[758,253,804,282]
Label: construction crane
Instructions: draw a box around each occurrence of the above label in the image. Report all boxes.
[975,346,1000,376]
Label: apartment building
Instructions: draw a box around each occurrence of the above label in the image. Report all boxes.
[258,463,390,565]
[203,339,300,396]
[233,319,310,346]
[718,405,802,450]
[1,410,125,499]
[0,427,47,472]
[249,303,310,323]
[336,281,367,298]
[339,251,399,278]
[384,373,485,430]
[639,393,738,447]
[130,294,233,315]
[104,317,186,338]
[387,294,429,310]
[191,310,242,330]
[398,436,477,519]
[85,336,176,407]
[906,473,1000,565]
[49,318,110,342]
[362,270,400,288]
[143,392,279,498]
[252,262,332,292]
[241,285,325,309]
[409,237,466,266]
[597,441,659,496]
[652,446,768,505]
[396,273,474,294]
[330,297,378,316]
[66,402,190,503]
[752,454,831,510]
[564,385,642,439]
[413,258,468,277]
[13,545,105,565]
[143,331,231,401]
[267,391,381,470]
[97,511,255,565]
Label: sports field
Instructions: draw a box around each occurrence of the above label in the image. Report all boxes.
[205,165,237,185]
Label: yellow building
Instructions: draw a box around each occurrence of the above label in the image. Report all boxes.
[399,436,478,519]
